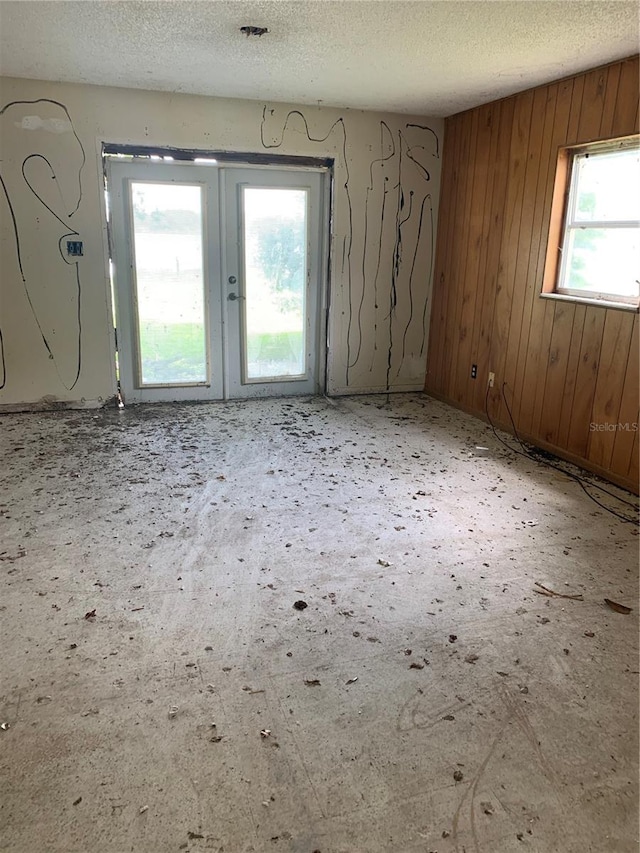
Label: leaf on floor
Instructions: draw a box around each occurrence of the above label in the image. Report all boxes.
[604,598,632,615]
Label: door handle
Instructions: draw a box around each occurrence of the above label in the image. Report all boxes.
[227,292,245,301]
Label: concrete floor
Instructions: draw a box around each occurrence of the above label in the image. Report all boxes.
[0,393,638,853]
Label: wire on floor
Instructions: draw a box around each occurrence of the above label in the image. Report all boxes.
[483,382,639,527]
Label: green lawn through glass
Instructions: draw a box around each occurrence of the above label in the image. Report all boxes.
[139,321,303,385]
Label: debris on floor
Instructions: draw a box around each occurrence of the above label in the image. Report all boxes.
[1,394,637,852]
[293,600,308,610]
[534,582,583,601]
[604,598,632,614]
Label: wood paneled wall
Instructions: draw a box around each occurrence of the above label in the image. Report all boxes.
[426,56,639,493]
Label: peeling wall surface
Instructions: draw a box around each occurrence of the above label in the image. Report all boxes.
[0,77,443,408]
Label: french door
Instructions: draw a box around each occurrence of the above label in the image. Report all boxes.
[107,160,327,402]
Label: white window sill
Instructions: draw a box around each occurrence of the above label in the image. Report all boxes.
[540,292,640,313]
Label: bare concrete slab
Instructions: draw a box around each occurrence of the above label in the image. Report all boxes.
[0,394,637,853]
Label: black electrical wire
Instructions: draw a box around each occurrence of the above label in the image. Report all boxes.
[501,384,639,523]
[484,382,639,527]
[500,382,638,510]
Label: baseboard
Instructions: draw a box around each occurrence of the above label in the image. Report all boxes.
[0,396,117,414]
[328,383,426,396]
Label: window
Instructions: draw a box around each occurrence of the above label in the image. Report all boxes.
[543,136,640,310]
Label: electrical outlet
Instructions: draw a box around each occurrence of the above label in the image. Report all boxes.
[488,372,495,388]
[471,364,477,379]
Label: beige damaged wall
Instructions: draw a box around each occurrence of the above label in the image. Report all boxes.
[0,76,443,407]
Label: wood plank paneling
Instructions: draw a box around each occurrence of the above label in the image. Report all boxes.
[513,81,568,430]
[444,111,476,395]
[488,90,535,419]
[425,55,640,493]
[501,86,548,425]
[438,114,467,394]
[467,104,500,402]
[587,312,635,468]
[472,98,514,414]
[576,67,607,142]
[565,306,606,459]
[539,301,577,445]
[610,316,639,478]
[556,304,586,448]
[628,429,639,482]
[613,58,640,136]
[520,76,583,437]
[599,62,621,136]
[453,104,493,403]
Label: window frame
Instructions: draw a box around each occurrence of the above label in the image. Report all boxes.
[542,134,640,312]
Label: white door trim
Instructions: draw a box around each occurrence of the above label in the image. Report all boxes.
[107,158,329,402]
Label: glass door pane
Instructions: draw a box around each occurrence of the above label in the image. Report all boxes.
[130,182,208,386]
[241,187,307,381]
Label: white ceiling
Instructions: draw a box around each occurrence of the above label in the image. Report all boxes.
[0,1,638,117]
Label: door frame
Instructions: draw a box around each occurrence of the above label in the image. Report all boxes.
[221,166,326,399]
[104,148,332,403]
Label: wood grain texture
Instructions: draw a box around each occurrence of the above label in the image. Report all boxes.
[425,56,640,493]
[609,316,639,478]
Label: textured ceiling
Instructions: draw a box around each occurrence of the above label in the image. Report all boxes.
[0,1,638,116]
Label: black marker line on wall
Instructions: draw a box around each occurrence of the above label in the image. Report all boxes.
[0,328,5,390]
[0,98,86,212]
[388,184,414,321]
[0,171,55,366]
[400,193,429,367]
[260,106,354,385]
[0,98,85,392]
[393,123,439,378]
[393,128,424,376]
[420,201,435,358]
[405,123,440,159]
[403,122,439,366]
[0,173,25,281]
[259,107,439,392]
[351,121,395,375]
[386,138,405,394]
[22,155,81,231]
[369,176,390,373]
